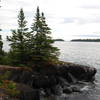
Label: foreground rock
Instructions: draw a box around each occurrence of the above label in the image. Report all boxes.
[0,62,97,99]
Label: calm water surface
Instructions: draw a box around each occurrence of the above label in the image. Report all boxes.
[3,41,100,100]
[55,42,100,100]
[55,42,100,69]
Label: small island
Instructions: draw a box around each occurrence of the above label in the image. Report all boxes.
[71,39,100,42]
[54,39,64,41]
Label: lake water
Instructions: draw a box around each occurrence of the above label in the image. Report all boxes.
[3,41,100,100]
[54,42,100,69]
[54,41,100,100]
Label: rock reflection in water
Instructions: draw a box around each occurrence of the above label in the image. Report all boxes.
[43,96,58,100]
[42,94,70,100]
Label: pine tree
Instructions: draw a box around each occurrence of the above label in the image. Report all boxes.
[0,29,4,63]
[0,35,3,53]
[31,7,59,65]
[7,8,31,66]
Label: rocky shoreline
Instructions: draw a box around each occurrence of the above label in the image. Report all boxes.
[0,62,97,100]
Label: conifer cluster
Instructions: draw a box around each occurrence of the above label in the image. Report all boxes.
[6,7,59,67]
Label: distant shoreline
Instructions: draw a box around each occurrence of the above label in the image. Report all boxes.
[54,39,64,41]
[71,39,100,42]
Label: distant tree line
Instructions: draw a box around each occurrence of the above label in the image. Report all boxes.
[53,39,64,41]
[71,39,100,42]
[0,7,59,67]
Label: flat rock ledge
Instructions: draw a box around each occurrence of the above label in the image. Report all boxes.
[0,62,97,100]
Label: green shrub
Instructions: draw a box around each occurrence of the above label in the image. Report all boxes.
[0,71,11,80]
[6,88,20,97]
[7,81,16,89]
[0,80,20,97]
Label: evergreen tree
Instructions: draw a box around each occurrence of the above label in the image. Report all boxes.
[31,7,59,65]
[0,35,3,54]
[0,29,4,63]
[0,29,3,53]
[7,8,31,66]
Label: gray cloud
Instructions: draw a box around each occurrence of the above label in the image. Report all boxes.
[73,34,100,37]
[17,1,32,6]
[93,32,100,34]
[80,5,100,9]
[63,17,87,24]
[63,17,75,23]
[63,17,100,24]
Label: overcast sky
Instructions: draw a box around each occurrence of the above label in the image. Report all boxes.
[1,0,100,40]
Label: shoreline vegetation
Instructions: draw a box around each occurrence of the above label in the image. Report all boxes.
[0,7,97,99]
[71,39,100,42]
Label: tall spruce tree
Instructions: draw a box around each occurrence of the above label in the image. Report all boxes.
[0,34,3,54]
[7,8,31,66]
[0,29,3,52]
[0,29,4,63]
[31,7,59,65]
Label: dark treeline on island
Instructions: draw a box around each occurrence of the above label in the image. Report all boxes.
[53,39,64,41]
[71,39,100,42]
